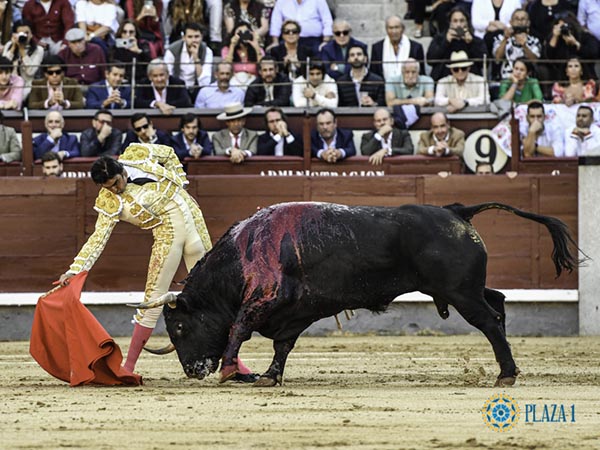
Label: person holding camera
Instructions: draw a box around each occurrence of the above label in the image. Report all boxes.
[493,9,541,80]
[125,0,163,58]
[222,21,264,89]
[471,0,521,52]
[112,19,152,83]
[2,20,44,98]
[544,12,600,86]
[426,7,487,81]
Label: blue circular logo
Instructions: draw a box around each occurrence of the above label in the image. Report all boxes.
[482,393,520,432]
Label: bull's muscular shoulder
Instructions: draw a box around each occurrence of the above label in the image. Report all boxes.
[94,188,123,218]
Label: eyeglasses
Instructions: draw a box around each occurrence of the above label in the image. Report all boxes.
[282,29,299,35]
[451,67,469,73]
[134,123,150,132]
[46,69,62,75]
[334,30,351,36]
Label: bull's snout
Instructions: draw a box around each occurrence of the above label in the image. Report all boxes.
[183,358,219,379]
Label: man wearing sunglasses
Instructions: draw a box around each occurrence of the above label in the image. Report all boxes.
[121,112,172,151]
[28,55,84,109]
[268,0,333,55]
[434,50,489,113]
[320,19,368,80]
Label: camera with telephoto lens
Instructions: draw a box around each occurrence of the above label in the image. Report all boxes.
[17,32,28,44]
[512,26,528,34]
[238,30,253,42]
[560,24,570,36]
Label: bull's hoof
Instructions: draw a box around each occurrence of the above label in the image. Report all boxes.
[494,376,516,387]
[253,375,281,387]
[232,373,260,383]
[494,367,521,387]
[219,365,238,383]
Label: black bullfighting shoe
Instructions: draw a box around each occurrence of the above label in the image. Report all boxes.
[231,373,261,383]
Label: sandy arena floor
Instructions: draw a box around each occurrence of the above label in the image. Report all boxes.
[1,334,599,449]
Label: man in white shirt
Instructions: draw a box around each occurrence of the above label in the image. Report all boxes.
[292,59,338,107]
[564,105,600,156]
[434,50,489,113]
[521,101,564,157]
[164,23,213,98]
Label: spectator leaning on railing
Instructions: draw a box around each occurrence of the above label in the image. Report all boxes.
[385,57,434,107]
[80,109,123,157]
[28,55,84,110]
[564,104,600,157]
[360,107,414,166]
[417,112,465,158]
[33,110,80,160]
[521,101,565,157]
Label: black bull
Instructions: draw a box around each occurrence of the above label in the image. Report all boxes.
[136,201,579,387]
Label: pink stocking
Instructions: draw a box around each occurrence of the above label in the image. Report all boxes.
[123,324,153,372]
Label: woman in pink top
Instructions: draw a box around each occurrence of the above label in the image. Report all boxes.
[221,21,264,88]
[0,56,24,110]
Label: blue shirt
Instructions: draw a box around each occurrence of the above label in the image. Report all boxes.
[194,82,245,109]
[269,0,333,39]
[578,0,600,41]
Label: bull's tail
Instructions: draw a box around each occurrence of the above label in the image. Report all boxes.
[443,202,582,277]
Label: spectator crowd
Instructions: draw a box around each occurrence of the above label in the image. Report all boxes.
[2,0,600,173]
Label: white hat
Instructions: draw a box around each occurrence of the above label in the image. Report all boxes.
[446,51,473,69]
[216,102,253,120]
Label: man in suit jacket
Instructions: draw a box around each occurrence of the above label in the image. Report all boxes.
[172,113,213,161]
[257,107,303,156]
[121,112,172,152]
[86,63,132,110]
[337,45,385,107]
[28,55,84,110]
[80,110,123,156]
[320,19,368,80]
[212,102,258,164]
[361,108,414,165]
[417,112,465,157]
[0,114,21,163]
[370,15,425,81]
[134,58,192,114]
[33,111,80,160]
[310,108,355,162]
[244,57,292,107]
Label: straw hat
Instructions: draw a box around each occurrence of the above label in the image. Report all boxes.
[216,102,253,120]
[445,51,473,69]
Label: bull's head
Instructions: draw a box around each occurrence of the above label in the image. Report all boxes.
[136,292,232,379]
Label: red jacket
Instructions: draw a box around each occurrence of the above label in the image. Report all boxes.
[23,0,75,43]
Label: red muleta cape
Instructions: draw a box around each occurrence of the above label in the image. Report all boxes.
[29,271,142,386]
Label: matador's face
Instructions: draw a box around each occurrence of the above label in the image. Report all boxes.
[100,172,128,195]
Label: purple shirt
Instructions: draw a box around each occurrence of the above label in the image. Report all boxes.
[58,42,106,85]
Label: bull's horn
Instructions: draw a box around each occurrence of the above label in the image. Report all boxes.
[127,292,178,309]
[143,343,176,355]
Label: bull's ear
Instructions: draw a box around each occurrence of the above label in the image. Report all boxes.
[176,295,191,311]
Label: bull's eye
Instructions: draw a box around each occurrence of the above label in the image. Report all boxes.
[175,322,184,336]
